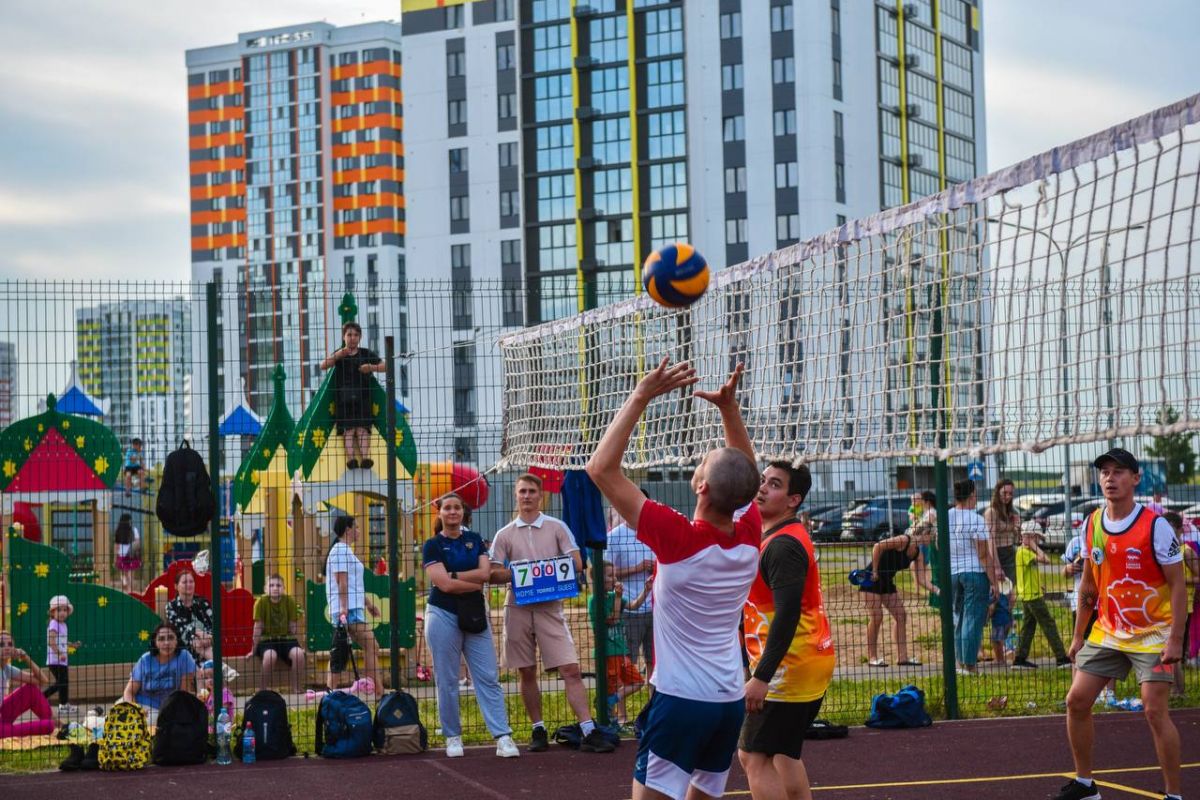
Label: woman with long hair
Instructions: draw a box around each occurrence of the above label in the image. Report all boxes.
[861,520,939,667]
[122,623,196,726]
[325,514,382,692]
[0,630,54,739]
[983,479,1020,585]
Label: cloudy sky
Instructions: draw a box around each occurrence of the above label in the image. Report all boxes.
[0,0,1195,282]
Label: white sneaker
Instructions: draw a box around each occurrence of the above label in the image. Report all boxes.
[495,734,520,758]
[446,735,464,758]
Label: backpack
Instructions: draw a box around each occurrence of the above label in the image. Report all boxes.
[552,722,621,749]
[156,441,216,537]
[237,690,296,761]
[152,690,210,766]
[373,690,427,755]
[315,691,374,758]
[865,684,933,729]
[98,701,151,771]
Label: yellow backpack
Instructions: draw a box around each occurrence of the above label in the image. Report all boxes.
[98,701,151,771]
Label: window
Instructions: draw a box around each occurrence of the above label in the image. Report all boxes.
[722,115,745,142]
[721,63,743,91]
[772,56,795,84]
[771,5,794,32]
[500,188,519,218]
[498,91,517,121]
[448,98,467,126]
[449,148,468,173]
[775,161,798,188]
[726,218,748,245]
[645,59,684,107]
[496,0,515,21]
[832,57,842,100]
[724,166,746,193]
[773,109,796,136]
[776,213,800,242]
[644,8,683,57]
[450,195,469,222]
[446,5,463,27]
[719,11,742,39]
[535,123,572,170]
[833,110,844,141]
[835,163,846,203]
[648,161,687,210]
[447,51,465,78]
[647,111,685,159]
[496,43,516,71]
[499,141,518,168]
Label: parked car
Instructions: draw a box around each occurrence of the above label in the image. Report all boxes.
[839,494,913,542]
[1042,499,1106,550]
[1021,496,1098,531]
[799,504,842,543]
[810,504,850,543]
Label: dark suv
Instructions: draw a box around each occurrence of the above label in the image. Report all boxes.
[839,494,914,542]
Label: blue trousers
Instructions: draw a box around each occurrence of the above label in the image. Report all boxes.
[952,572,990,667]
[424,603,512,739]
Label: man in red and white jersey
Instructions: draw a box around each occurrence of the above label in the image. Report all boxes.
[587,360,761,800]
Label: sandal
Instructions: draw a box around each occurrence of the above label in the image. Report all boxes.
[897,659,922,666]
[867,658,889,668]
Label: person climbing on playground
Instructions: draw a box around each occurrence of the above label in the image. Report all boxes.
[319,321,385,471]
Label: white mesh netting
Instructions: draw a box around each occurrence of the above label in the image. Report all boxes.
[500,94,1200,470]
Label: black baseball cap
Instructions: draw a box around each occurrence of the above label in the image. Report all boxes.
[1093,447,1139,472]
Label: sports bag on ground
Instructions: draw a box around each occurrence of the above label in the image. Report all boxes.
[152,690,209,765]
[237,690,296,761]
[373,690,428,755]
[553,722,621,749]
[315,690,374,758]
[156,440,216,537]
[865,684,933,729]
[98,701,152,771]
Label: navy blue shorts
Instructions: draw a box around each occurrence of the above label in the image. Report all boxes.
[633,691,745,799]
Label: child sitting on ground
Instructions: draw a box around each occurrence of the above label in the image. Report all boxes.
[198,660,235,733]
[587,562,651,726]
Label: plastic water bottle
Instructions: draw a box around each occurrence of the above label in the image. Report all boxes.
[242,722,256,764]
[215,708,232,765]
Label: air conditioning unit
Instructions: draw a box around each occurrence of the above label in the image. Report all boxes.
[578,207,598,221]
[576,106,598,120]
[575,4,596,17]
[574,55,598,68]
[907,153,924,168]
[903,3,918,18]
[907,103,921,118]
[905,54,920,69]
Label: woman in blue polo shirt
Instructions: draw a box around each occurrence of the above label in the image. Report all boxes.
[422,492,518,759]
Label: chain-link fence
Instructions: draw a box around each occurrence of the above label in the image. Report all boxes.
[0,279,1195,771]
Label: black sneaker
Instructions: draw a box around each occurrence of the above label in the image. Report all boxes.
[79,743,100,771]
[58,744,85,771]
[360,458,374,469]
[1053,778,1101,800]
[528,726,549,753]
[579,728,615,754]
[1012,658,1038,669]
[347,459,359,470]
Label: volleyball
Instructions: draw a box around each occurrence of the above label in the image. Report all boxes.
[642,242,710,308]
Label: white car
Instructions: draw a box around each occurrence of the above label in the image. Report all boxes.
[1041,500,1106,550]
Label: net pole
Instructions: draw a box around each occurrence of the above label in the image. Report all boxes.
[206,280,225,728]
[385,335,401,691]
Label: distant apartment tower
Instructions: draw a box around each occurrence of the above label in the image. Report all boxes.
[0,342,15,428]
[75,301,191,466]
[186,22,408,421]
[402,0,986,485]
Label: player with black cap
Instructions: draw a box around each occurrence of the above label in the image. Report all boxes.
[1054,448,1187,800]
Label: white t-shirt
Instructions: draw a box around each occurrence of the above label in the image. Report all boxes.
[606,523,654,614]
[116,526,141,558]
[326,540,365,617]
[1061,534,1086,611]
[948,507,989,575]
[0,664,21,698]
[1098,504,1183,565]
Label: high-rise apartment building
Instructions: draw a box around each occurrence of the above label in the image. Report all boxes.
[0,342,15,428]
[186,22,407,420]
[75,301,192,466]
[401,0,986,487]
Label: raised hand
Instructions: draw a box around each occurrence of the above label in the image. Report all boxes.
[695,362,744,411]
[633,358,698,401]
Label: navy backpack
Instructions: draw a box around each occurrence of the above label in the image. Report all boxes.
[865,684,933,729]
[373,690,427,755]
[316,691,374,758]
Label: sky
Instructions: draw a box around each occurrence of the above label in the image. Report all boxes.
[0,0,1196,283]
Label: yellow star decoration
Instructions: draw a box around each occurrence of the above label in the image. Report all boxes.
[328,401,336,415]
[139,630,150,642]
[296,431,307,446]
[94,456,110,474]
[372,403,380,416]
[97,596,108,608]
[67,645,77,655]
[75,436,86,449]
[37,424,44,433]
[16,602,28,616]
[23,438,32,452]
[2,460,15,479]
[262,446,273,463]
[394,429,404,447]
[34,562,50,578]
[62,419,70,430]
[312,428,327,448]
[251,470,261,485]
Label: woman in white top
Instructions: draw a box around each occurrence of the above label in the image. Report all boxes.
[325,515,382,692]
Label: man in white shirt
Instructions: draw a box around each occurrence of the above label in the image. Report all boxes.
[606,506,655,674]
[947,479,997,675]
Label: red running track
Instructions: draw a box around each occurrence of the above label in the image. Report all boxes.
[2,709,1197,800]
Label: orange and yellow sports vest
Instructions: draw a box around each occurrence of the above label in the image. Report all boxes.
[743,522,835,702]
[1085,507,1173,653]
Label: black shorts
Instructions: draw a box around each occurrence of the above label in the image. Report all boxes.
[124,465,142,474]
[254,639,301,664]
[739,697,824,759]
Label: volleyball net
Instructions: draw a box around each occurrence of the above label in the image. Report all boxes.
[499,93,1200,470]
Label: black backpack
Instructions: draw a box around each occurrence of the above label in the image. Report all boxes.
[236,690,296,761]
[152,691,210,766]
[373,690,427,755]
[156,441,216,537]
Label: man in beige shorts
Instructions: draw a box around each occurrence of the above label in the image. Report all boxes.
[489,473,614,754]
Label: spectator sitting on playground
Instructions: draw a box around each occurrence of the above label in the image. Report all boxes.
[123,437,145,491]
[122,623,196,727]
[252,573,307,693]
[587,562,650,727]
[0,630,55,739]
[319,321,385,471]
[1012,528,1070,669]
[165,570,214,661]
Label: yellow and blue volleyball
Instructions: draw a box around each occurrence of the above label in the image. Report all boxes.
[642,242,710,308]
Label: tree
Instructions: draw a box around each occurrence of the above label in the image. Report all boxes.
[1145,405,1197,484]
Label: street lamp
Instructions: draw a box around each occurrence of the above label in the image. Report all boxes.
[985,219,1144,520]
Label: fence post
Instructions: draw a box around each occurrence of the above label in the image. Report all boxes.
[206,280,225,724]
[384,335,401,691]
